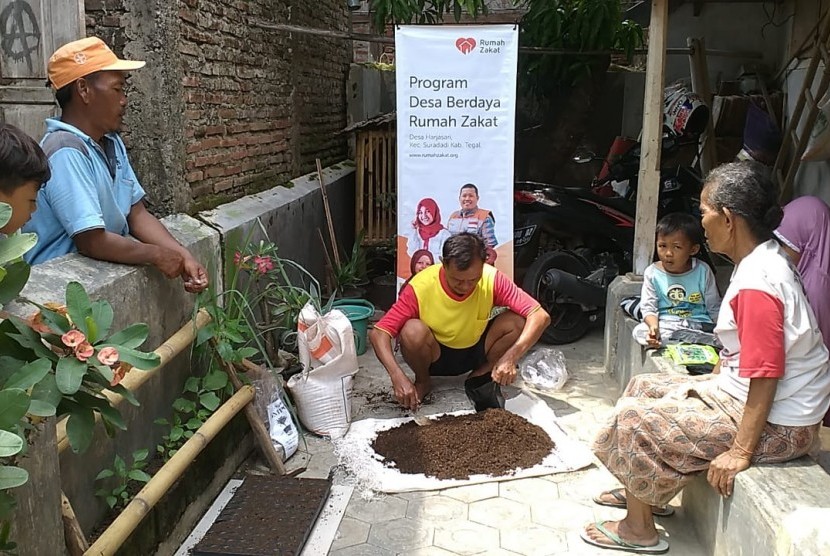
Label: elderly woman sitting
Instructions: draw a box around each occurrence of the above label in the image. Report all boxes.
[582,161,830,554]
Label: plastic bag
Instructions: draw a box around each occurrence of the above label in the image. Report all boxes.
[464,374,505,412]
[520,348,569,392]
[248,366,299,461]
[287,301,359,438]
[665,343,720,366]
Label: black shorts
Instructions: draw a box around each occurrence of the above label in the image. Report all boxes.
[429,321,493,376]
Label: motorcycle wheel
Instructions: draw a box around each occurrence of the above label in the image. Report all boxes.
[522,250,593,345]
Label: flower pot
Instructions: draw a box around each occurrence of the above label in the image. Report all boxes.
[367,274,397,311]
[337,286,365,300]
[330,299,375,356]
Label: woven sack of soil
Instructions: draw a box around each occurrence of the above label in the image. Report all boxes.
[287,302,358,437]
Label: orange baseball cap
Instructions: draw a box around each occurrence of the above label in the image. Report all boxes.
[47,37,145,90]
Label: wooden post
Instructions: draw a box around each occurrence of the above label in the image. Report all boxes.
[62,491,89,556]
[356,133,365,239]
[210,342,286,475]
[688,37,717,176]
[633,0,670,275]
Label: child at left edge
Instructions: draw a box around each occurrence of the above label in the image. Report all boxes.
[0,123,51,235]
[633,212,722,349]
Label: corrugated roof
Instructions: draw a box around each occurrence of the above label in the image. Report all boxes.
[342,111,397,133]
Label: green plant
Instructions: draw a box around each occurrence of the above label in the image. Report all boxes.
[0,201,159,551]
[369,0,489,30]
[369,0,642,93]
[14,283,161,452]
[155,220,312,470]
[94,449,152,510]
[155,371,233,461]
[200,219,325,362]
[332,231,368,293]
[0,204,38,554]
[516,0,643,90]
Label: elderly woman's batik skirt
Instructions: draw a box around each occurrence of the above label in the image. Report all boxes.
[593,373,819,506]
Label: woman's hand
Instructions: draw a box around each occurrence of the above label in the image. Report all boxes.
[707,449,751,497]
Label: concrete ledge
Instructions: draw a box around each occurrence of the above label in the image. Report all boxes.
[4,164,353,535]
[605,281,830,556]
[683,458,830,555]
[5,214,222,533]
[198,162,356,285]
[604,274,644,390]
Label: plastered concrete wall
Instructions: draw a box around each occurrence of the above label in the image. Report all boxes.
[5,215,221,534]
[664,3,788,88]
[199,163,356,286]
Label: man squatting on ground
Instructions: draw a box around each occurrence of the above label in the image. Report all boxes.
[22,37,208,293]
[370,233,551,410]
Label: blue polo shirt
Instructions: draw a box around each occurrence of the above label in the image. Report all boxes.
[22,119,145,264]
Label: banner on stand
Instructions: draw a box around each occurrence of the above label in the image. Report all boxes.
[395,25,518,286]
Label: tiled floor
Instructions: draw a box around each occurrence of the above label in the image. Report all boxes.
[286,328,707,555]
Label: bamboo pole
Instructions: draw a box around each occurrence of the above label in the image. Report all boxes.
[57,310,211,453]
[210,341,286,475]
[85,386,255,556]
[388,130,395,238]
[62,491,88,556]
[316,158,341,269]
[318,228,336,292]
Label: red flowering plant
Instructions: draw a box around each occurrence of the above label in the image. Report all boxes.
[198,222,324,369]
[2,281,160,454]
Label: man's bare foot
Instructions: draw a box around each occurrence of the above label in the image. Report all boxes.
[414,380,432,404]
[583,520,661,549]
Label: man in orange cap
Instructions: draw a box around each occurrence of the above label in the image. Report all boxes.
[23,37,208,293]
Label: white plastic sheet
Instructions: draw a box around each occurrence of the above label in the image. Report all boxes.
[335,392,593,493]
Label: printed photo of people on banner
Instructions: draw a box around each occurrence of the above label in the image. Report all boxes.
[395,25,519,287]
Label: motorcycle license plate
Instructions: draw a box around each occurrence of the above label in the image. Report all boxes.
[514,225,537,247]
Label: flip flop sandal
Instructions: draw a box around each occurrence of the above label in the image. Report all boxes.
[580,520,670,554]
[592,488,675,517]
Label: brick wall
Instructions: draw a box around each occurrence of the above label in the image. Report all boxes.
[84,0,350,212]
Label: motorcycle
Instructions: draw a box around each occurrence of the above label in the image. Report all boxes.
[513,134,712,344]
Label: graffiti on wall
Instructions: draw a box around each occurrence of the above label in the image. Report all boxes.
[0,0,41,73]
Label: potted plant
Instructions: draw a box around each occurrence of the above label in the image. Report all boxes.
[365,239,397,311]
[332,231,369,299]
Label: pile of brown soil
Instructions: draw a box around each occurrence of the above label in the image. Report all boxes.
[372,409,555,480]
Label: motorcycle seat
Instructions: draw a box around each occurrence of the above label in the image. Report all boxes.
[555,185,635,216]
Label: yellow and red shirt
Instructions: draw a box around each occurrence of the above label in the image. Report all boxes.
[376,263,540,349]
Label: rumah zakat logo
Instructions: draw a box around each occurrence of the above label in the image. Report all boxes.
[455,37,476,55]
